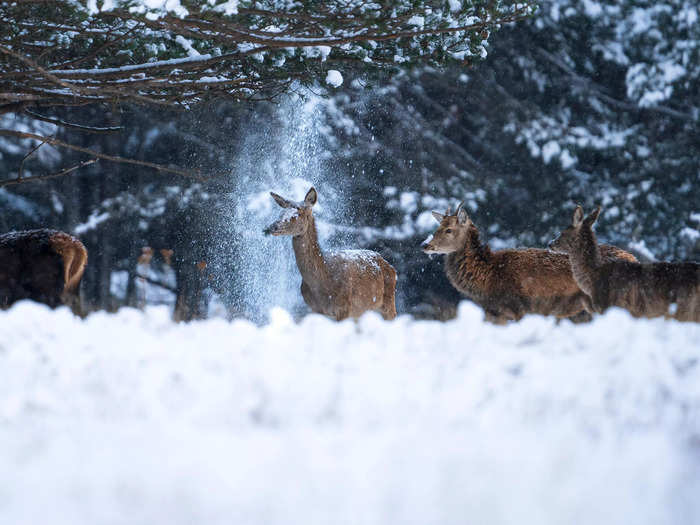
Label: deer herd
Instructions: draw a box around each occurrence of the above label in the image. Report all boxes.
[1,186,698,324]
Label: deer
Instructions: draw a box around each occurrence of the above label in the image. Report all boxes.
[263,187,397,321]
[550,206,700,322]
[421,203,638,324]
[0,229,88,315]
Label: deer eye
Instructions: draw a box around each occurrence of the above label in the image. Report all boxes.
[445,228,453,234]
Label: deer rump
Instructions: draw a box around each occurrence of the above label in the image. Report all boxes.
[446,244,635,323]
[591,260,700,321]
[0,229,87,309]
[301,249,397,321]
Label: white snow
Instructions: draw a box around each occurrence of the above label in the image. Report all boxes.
[559,148,577,168]
[448,0,462,12]
[175,35,200,57]
[209,0,238,16]
[50,54,215,76]
[1,302,699,525]
[629,239,657,261]
[680,227,699,242]
[416,210,437,231]
[325,70,343,88]
[399,191,418,213]
[331,249,381,270]
[541,140,562,163]
[74,211,110,234]
[582,0,603,18]
[407,15,425,28]
[317,46,332,61]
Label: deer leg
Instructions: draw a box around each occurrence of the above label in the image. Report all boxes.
[380,267,397,320]
[334,307,350,322]
[589,289,607,315]
[566,310,594,324]
[579,293,594,313]
[484,309,509,325]
[502,305,524,322]
[300,281,313,307]
[381,302,397,321]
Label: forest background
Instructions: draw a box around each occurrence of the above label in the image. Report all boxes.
[1,0,698,321]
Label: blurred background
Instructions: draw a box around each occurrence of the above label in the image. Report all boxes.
[1,0,698,322]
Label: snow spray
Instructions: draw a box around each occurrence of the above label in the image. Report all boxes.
[222,93,348,323]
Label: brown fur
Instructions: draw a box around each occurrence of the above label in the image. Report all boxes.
[551,206,700,322]
[422,205,637,324]
[0,229,87,314]
[264,187,397,321]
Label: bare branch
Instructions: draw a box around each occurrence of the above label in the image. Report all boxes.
[18,136,50,180]
[0,158,99,187]
[24,109,124,134]
[136,273,177,293]
[0,130,209,182]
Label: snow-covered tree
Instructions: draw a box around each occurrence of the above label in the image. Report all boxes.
[0,1,533,110]
[0,0,535,186]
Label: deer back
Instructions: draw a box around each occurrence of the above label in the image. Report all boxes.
[0,229,87,312]
[594,260,699,320]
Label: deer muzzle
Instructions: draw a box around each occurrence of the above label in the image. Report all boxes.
[421,237,436,254]
[263,222,284,236]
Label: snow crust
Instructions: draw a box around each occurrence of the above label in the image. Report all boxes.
[330,249,382,271]
[1,301,699,524]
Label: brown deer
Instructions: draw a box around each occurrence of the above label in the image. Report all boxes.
[263,187,397,321]
[421,203,637,324]
[0,229,88,314]
[550,206,700,322]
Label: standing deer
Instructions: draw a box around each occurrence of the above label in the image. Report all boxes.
[550,206,700,322]
[0,229,88,314]
[421,203,637,324]
[263,187,397,321]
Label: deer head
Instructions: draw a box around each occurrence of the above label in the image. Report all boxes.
[549,205,601,253]
[263,187,318,237]
[421,202,472,254]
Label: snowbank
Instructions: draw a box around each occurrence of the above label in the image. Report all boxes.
[1,301,699,525]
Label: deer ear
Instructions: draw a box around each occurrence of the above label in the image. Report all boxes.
[431,211,445,223]
[270,192,293,208]
[584,206,601,226]
[304,187,317,207]
[456,203,469,225]
[572,205,584,227]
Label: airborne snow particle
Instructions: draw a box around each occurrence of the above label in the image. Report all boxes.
[325,70,343,87]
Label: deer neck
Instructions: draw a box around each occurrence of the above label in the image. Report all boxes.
[292,216,331,289]
[446,225,492,286]
[455,225,490,260]
[568,228,602,296]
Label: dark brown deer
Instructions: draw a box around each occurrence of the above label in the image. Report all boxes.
[421,203,637,324]
[550,206,700,322]
[0,229,88,314]
[264,187,397,321]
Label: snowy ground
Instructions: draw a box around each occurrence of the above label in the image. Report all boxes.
[1,301,699,525]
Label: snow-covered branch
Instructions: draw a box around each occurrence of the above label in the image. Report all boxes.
[0,0,536,111]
